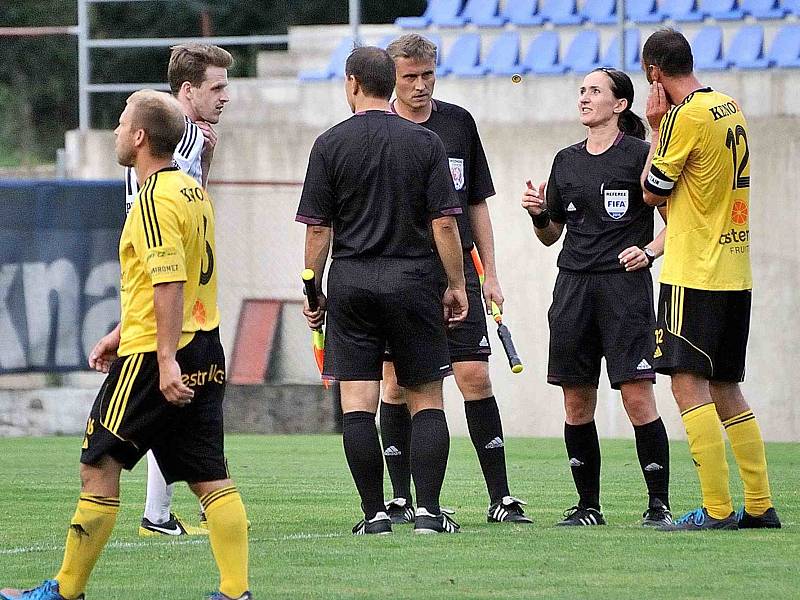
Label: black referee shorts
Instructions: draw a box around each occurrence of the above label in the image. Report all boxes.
[81,329,229,484]
[324,256,452,388]
[447,250,491,362]
[654,284,750,382]
[548,269,656,390]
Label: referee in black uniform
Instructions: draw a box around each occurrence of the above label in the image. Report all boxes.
[296,46,468,535]
[522,68,672,527]
[379,33,530,526]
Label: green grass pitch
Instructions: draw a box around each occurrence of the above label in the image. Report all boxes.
[1,435,797,599]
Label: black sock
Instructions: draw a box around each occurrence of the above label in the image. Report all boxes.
[634,417,670,509]
[379,401,413,505]
[464,396,510,504]
[564,421,601,510]
[342,411,385,520]
[410,408,449,515]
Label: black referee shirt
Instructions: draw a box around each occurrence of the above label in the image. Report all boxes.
[296,110,462,259]
[547,133,654,273]
[393,99,495,251]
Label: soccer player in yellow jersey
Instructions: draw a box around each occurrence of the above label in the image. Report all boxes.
[0,91,251,600]
[640,29,780,531]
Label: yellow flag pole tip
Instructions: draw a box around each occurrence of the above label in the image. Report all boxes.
[512,365,524,374]
[301,268,315,281]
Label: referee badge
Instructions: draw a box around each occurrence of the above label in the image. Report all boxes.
[604,189,629,220]
[449,157,465,191]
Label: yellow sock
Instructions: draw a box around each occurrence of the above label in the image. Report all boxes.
[200,486,249,599]
[681,403,732,519]
[55,494,119,599]
[723,410,773,515]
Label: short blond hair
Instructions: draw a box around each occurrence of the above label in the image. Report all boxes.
[386,34,438,63]
[126,90,185,158]
[167,44,234,94]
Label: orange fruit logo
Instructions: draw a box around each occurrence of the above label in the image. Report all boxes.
[731,200,748,225]
[193,300,206,325]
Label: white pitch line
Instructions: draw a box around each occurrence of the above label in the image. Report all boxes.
[0,532,347,556]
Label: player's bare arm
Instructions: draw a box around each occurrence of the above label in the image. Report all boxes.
[619,205,668,272]
[469,200,504,315]
[522,181,564,246]
[303,224,331,330]
[641,82,671,207]
[154,281,194,406]
[431,215,468,326]
[88,322,121,373]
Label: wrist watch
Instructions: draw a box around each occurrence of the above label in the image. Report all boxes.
[643,247,656,266]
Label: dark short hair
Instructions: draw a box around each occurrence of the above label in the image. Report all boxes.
[642,28,694,76]
[345,46,396,100]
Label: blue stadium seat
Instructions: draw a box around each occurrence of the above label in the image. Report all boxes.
[700,0,745,18]
[728,25,771,68]
[581,0,618,24]
[740,0,788,17]
[502,0,545,24]
[539,0,585,24]
[461,0,507,25]
[661,0,704,20]
[521,31,567,74]
[599,29,641,71]
[563,30,600,72]
[298,37,353,81]
[692,26,730,70]
[395,0,464,27]
[783,0,800,15]
[440,33,482,76]
[482,32,522,75]
[626,0,665,21]
[767,24,800,67]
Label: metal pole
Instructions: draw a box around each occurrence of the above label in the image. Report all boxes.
[349,0,361,45]
[617,0,626,70]
[78,0,90,130]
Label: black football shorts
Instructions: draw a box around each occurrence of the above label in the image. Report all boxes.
[548,269,656,389]
[324,256,453,388]
[81,329,229,484]
[654,284,751,382]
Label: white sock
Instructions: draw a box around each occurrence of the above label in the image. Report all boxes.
[144,451,174,524]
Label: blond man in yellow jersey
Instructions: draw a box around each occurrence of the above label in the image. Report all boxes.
[1,91,250,600]
[640,29,779,531]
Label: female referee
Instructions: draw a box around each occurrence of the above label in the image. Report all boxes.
[522,68,671,527]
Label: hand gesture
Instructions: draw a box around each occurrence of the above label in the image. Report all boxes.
[303,292,327,330]
[88,328,120,373]
[521,181,547,217]
[646,82,670,131]
[159,358,194,407]
[442,286,468,328]
[618,246,650,272]
[481,275,504,316]
[196,121,218,154]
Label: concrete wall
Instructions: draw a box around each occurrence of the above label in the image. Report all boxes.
[0,382,337,437]
[62,64,800,441]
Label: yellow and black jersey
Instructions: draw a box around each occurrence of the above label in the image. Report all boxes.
[644,88,752,291]
[118,167,220,356]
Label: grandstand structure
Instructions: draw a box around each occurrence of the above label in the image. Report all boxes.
[298,0,800,79]
[46,0,800,442]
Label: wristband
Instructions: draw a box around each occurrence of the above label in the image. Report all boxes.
[531,209,551,229]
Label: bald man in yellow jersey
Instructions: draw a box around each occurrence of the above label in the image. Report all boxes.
[639,29,780,531]
[1,90,250,600]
